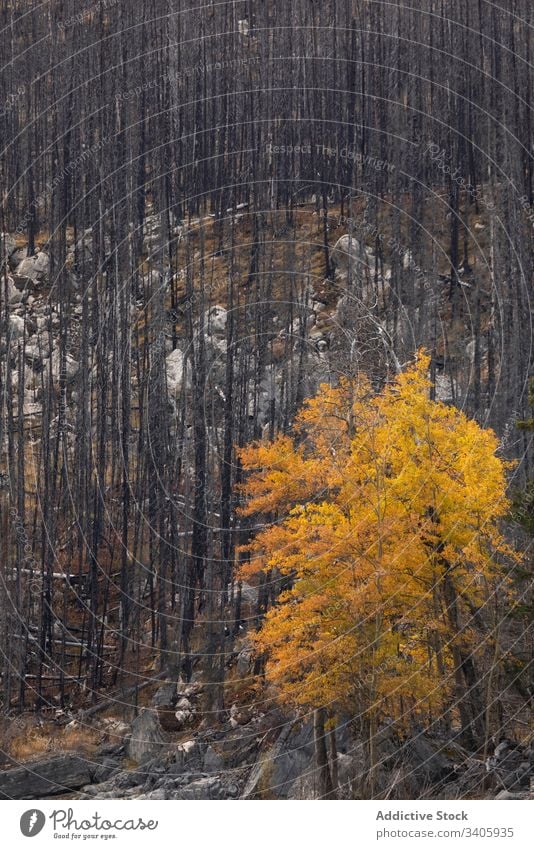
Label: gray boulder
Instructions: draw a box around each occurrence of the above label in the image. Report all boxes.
[49,350,80,385]
[69,228,111,265]
[402,734,456,787]
[24,343,45,369]
[8,314,26,340]
[236,642,254,677]
[165,348,191,397]
[126,709,167,765]
[169,740,204,774]
[172,776,223,800]
[138,788,168,799]
[242,721,315,800]
[203,745,225,773]
[91,757,121,785]
[3,276,24,304]
[15,252,49,286]
[495,789,530,800]
[152,682,177,709]
[9,246,28,269]
[487,739,532,791]
[0,754,94,799]
[0,233,16,264]
[331,234,373,275]
[204,305,227,338]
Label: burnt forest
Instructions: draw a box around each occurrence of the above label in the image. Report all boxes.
[0,0,533,802]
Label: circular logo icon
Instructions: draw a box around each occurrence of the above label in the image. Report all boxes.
[20,810,46,837]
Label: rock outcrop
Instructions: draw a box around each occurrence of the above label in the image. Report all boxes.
[0,754,95,800]
[126,709,167,765]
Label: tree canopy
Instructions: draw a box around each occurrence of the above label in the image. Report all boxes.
[239,353,517,736]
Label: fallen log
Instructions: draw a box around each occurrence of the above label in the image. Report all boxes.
[0,754,94,799]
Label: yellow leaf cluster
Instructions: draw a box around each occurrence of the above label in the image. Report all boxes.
[238,353,516,725]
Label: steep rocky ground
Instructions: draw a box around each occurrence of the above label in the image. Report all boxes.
[0,676,532,801]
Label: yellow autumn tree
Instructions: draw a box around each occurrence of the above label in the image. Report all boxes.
[238,352,516,747]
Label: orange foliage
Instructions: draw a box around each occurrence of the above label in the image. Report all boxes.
[238,353,517,724]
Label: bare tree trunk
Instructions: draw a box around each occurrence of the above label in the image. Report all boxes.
[314,708,335,799]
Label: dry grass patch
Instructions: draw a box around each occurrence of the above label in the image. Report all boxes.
[0,716,100,764]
